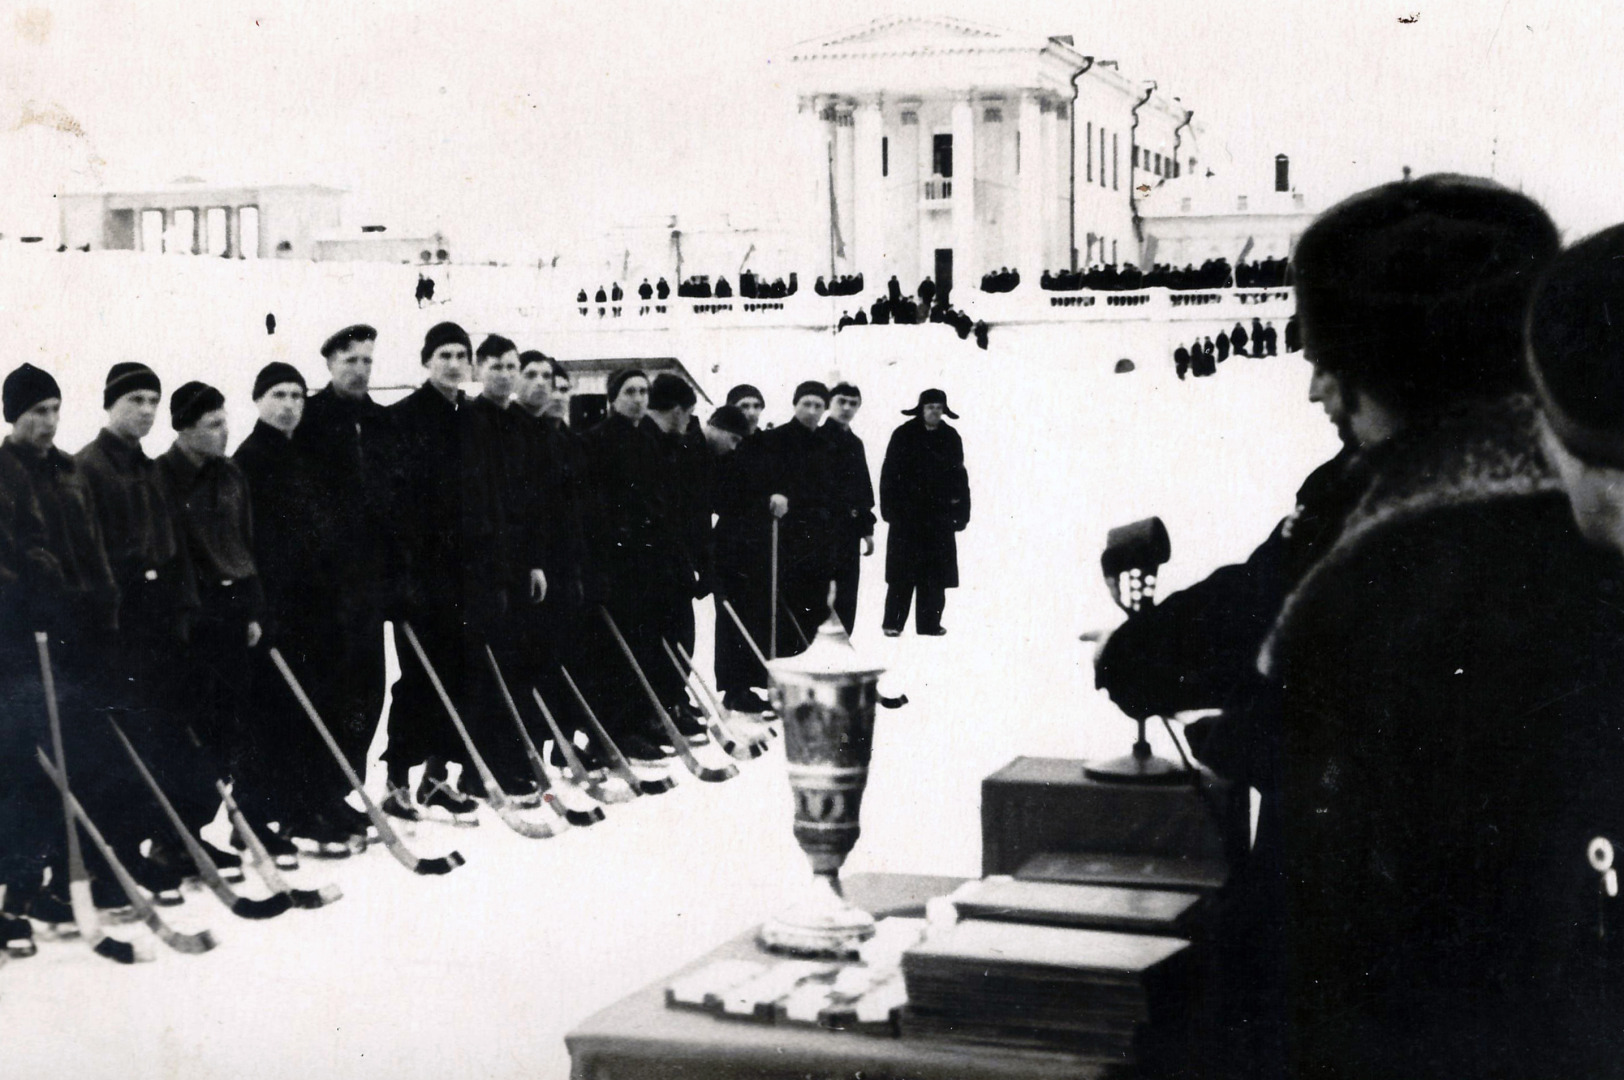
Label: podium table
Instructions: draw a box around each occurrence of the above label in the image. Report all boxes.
[564,873,1132,1080]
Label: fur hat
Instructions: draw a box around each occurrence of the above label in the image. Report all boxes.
[1293,173,1559,413]
[252,361,307,401]
[104,362,161,410]
[3,363,61,422]
[1527,223,1624,467]
[706,405,750,438]
[902,388,958,419]
[171,381,225,430]
[420,321,471,364]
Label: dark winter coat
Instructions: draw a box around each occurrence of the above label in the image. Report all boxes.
[466,394,547,592]
[1262,395,1624,1078]
[233,421,319,640]
[1,441,118,644]
[388,383,505,625]
[822,420,876,544]
[757,418,839,585]
[533,414,587,601]
[293,386,401,616]
[0,446,60,656]
[580,411,686,604]
[156,445,264,621]
[879,418,969,588]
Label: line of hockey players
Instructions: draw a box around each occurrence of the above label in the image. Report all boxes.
[0,321,892,961]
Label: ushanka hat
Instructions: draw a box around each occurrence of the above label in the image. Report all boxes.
[902,388,958,419]
[171,381,225,430]
[1292,173,1559,413]
[3,363,61,422]
[1527,223,1624,468]
[104,361,161,409]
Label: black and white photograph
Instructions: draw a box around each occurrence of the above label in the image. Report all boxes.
[3,2,1624,1077]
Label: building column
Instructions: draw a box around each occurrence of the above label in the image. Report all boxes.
[802,96,832,279]
[950,96,977,293]
[833,105,856,276]
[1041,98,1061,274]
[191,208,203,255]
[852,98,884,288]
[917,104,935,288]
[223,207,238,258]
[1016,92,1044,280]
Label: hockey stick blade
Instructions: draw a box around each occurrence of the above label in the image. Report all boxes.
[481,644,574,830]
[107,719,290,920]
[401,623,557,840]
[268,647,464,876]
[37,749,217,954]
[35,633,154,964]
[557,665,676,796]
[216,783,341,910]
[662,639,759,760]
[599,608,737,783]
[668,639,768,761]
[529,685,623,811]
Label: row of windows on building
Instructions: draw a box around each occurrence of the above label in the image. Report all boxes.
[869,122,1190,194]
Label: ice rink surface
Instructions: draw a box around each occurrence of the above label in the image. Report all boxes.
[0,252,1337,1078]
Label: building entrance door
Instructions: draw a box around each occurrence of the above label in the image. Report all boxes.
[934,248,953,299]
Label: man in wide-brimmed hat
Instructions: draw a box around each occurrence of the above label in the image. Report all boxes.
[879,389,969,636]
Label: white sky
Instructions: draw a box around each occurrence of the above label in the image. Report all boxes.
[1,0,1619,258]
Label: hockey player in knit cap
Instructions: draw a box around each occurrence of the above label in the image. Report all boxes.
[758,381,838,657]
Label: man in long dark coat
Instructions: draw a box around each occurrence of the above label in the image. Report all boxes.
[711,403,773,713]
[382,321,501,818]
[233,361,341,853]
[0,364,121,933]
[879,389,969,636]
[760,381,839,653]
[821,382,875,635]
[290,325,398,837]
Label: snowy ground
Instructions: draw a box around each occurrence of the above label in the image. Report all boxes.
[0,253,1336,1079]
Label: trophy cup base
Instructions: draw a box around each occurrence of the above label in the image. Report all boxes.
[758,873,877,959]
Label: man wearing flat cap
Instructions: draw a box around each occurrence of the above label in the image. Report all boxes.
[758,381,839,655]
[879,389,969,636]
[1204,174,1578,1078]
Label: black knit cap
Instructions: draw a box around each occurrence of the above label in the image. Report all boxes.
[104,361,161,409]
[3,363,61,422]
[902,388,958,418]
[606,367,648,404]
[252,361,307,401]
[420,321,471,364]
[1527,223,1624,467]
[171,380,225,430]
[792,380,830,406]
[707,405,750,438]
[829,382,861,400]
[648,372,696,411]
[1292,173,1559,414]
[726,383,764,407]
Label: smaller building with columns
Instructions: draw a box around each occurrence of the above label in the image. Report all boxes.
[782,16,1200,294]
[59,180,344,259]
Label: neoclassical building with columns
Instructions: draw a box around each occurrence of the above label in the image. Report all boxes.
[783,16,1199,293]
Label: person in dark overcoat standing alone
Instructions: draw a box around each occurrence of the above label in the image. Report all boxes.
[880,389,969,636]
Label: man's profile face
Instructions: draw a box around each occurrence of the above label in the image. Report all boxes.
[12,398,60,451]
[611,376,648,420]
[478,349,520,401]
[108,389,160,441]
[518,360,554,413]
[328,339,375,398]
[921,402,946,427]
[426,343,470,395]
[1307,360,1356,448]
[257,383,305,435]
[830,394,861,425]
[735,397,763,432]
[794,396,826,429]
[548,374,572,419]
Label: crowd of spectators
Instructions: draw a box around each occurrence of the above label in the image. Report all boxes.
[979,268,1021,293]
[1171,317,1300,378]
[836,275,989,350]
[814,274,864,297]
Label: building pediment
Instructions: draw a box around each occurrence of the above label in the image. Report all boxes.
[792,15,1080,62]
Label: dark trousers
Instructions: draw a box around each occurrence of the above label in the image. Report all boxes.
[186,582,259,820]
[832,538,862,635]
[384,602,469,782]
[586,587,688,746]
[714,561,770,694]
[882,580,946,634]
